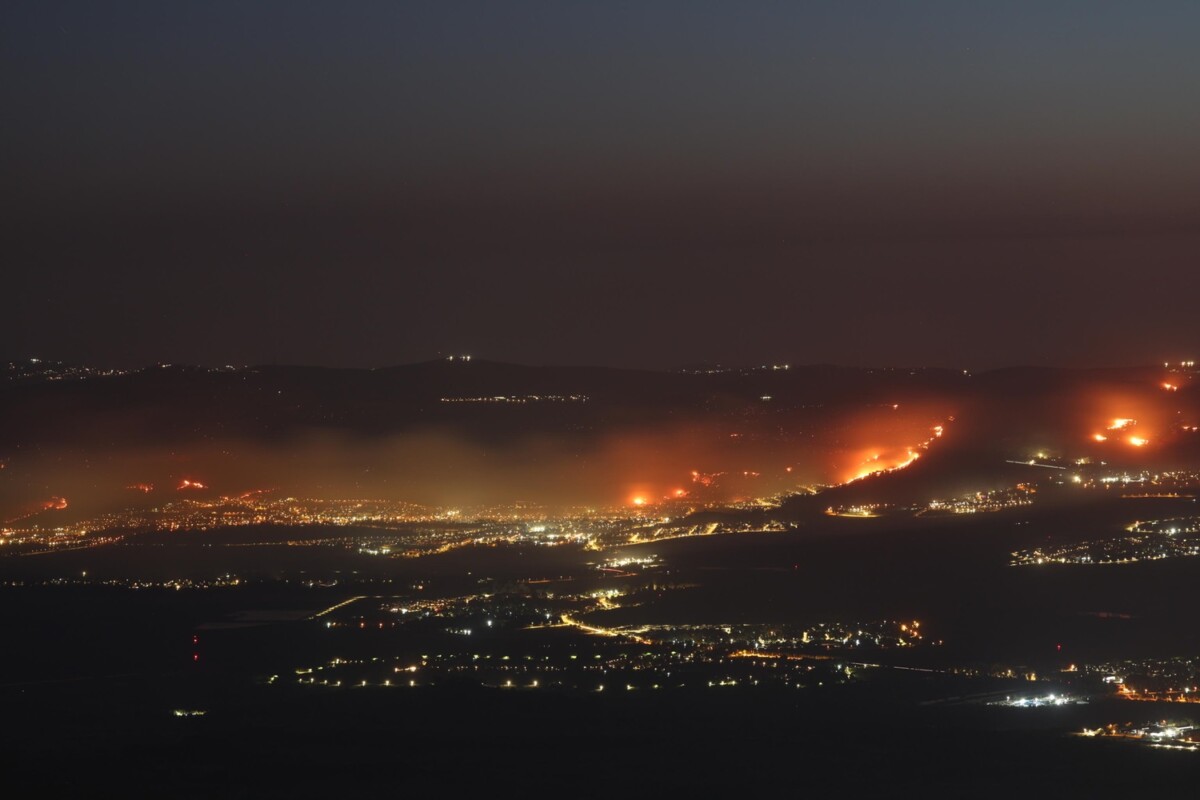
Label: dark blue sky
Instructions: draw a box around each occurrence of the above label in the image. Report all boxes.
[5,2,1200,369]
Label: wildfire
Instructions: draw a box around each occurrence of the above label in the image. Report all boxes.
[2,497,69,525]
[177,479,207,491]
[841,421,946,484]
[1094,416,1157,447]
[126,483,154,493]
[847,449,920,483]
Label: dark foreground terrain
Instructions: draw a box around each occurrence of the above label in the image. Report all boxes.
[4,678,1199,798]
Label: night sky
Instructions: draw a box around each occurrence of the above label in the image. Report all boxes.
[5,1,1200,370]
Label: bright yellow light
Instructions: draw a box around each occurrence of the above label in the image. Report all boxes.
[1128,436,1148,447]
[1107,418,1136,431]
[1092,433,1107,442]
[631,496,647,507]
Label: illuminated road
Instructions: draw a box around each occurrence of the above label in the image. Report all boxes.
[559,613,651,645]
[312,595,368,618]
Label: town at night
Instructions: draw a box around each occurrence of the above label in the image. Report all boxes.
[6,2,1200,796]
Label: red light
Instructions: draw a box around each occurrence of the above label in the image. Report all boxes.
[193,653,199,662]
